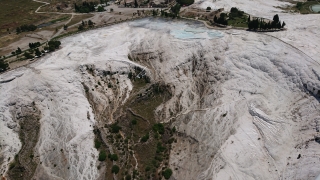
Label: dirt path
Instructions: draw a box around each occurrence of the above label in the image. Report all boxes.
[52,14,74,38]
[32,0,86,38]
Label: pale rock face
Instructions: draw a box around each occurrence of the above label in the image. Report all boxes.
[132,27,320,179]
[1,3,320,180]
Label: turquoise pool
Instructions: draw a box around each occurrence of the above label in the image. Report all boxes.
[311,4,320,13]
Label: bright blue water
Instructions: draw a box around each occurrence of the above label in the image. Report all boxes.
[129,18,224,40]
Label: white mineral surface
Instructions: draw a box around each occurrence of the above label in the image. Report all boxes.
[1,0,320,179]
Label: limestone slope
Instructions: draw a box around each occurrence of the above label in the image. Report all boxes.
[0,17,319,180]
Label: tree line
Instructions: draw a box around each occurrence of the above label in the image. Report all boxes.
[0,40,61,72]
[214,13,228,25]
[29,42,41,49]
[158,3,181,18]
[24,40,61,59]
[16,24,37,34]
[176,0,194,6]
[74,2,96,13]
[248,14,286,30]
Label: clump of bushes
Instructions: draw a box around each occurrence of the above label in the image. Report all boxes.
[131,119,137,125]
[108,154,118,161]
[214,13,228,25]
[162,168,173,179]
[98,150,107,161]
[110,123,121,133]
[95,140,102,149]
[140,133,149,142]
[112,165,120,174]
[16,24,37,34]
[0,59,9,72]
[156,142,166,153]
[47,40,61,52]
[153,123,165,134]
[74,2,96,13]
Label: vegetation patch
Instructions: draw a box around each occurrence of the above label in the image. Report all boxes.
[112,165,120,174]
[162,168,173,179]
[85,63,176,179]
[98,150,107,161]
[176,0,194,6]
[0,0,51,36]
[7,103,41,180]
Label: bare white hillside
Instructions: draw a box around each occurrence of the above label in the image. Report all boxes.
[1,2,320,179]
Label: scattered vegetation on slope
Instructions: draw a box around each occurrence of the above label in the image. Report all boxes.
[0,0,50,35]
[7,103,41,180]
[83,59,176,179]
[212,7,286,30]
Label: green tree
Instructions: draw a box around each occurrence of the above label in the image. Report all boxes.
[172,126,176,133]
[171,3,181,17]
[153,123,165,134]
[296,2,303,10]
[214,15,217,23]
[140,133,149,142]
[125,174,131,180]
[78,24,84,31]
[35,49,41,57]
[98,150,107,161]
[108,154,118,161]
[131,119,137,125]
[152,9,157,16]
[16,47,22,54]
[282,21,286,28]
[16,27,21,34]
[24,52,34,59]
[97,6,104,12]
[162,168,173,179]
[111,165,120,174]
[0,59,9,72]
[48,41,61,51]
[273,14,279,24]
[176,0,194,6]
[95,140,101,149]
[110,123,121,133]
[145,166,151,171]
[88,20,94,27]
[135,0,138,7]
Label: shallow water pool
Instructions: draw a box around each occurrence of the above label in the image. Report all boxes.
[129,18,224,40]
[311,4,320,13]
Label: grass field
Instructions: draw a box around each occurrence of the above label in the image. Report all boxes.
[228,16,248,28]
[67,14,94,26]
[0,0,52,35]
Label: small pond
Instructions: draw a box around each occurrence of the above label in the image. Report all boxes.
[311,4,320,13]
[129,18,224,40]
